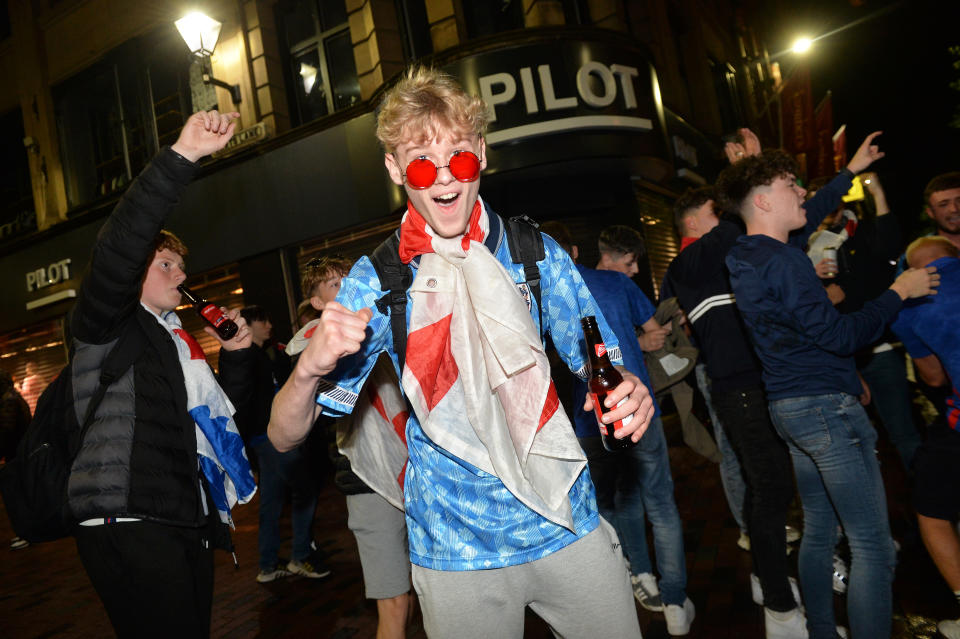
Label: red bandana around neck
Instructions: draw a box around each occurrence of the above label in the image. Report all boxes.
[397,199,485,264]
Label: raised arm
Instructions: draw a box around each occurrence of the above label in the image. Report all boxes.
[268,302,372,451]
[71,110,237,344]
[794,131,885,248]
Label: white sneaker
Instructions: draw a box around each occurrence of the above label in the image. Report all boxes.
[255,563,292,583]
[764,607,808,639]
[630,572,664,611]
[287,558,331,579]
[664,597,695,636]
[832,555,848,595]
[750,573,802,609]
[9,537,29,550]
[939,618,960,639]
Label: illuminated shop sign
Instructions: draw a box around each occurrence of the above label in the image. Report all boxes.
[446,40,665,152]
[24,258,77,311]
[26,258,72,292]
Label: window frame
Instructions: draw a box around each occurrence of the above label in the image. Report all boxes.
[282,0,359,124]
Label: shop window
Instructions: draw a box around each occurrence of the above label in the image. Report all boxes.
[54,27,191,211]
[0,2,10,41]
[709,57,745,134]
[279,0,361,126]
[462,0,524,39]
[0,319,69,417]
[0,108,36,242]
[633,184,679,300]
[295,215,401,301]
[179,265,245,373]
[394,0,433,60]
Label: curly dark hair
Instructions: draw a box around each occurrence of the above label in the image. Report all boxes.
[924,171,960,208]
[598,225,645,259]
[673,186,715,234]
[153,229,188,257]
[714,149,798,219]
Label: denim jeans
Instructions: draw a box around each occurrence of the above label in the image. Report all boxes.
[859,348,921,471]
[769,393,897,639]
[695,364,747,533]
[578,417,687,605]
[254,439,318,570]
[713,385,797,612]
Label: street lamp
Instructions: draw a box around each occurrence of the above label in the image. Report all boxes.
[791,37,813,55]
[175,12,242,104]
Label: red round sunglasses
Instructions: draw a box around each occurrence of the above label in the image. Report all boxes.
[401,150,481,190]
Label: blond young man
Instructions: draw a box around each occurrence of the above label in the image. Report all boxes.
[270,67,654,637]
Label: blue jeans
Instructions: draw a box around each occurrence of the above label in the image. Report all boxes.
[578,417,687,605]
[254,438,318,571]
[859,348,921,471]
[769,393,896,639]
[696,364,747,533]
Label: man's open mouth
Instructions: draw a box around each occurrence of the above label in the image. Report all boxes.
[433,192,459,206]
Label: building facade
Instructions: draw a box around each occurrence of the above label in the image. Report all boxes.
[0,0,776,389]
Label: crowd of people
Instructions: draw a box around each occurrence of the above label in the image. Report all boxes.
[1,64,958,639]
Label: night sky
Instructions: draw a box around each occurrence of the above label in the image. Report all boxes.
[761,0,960,238]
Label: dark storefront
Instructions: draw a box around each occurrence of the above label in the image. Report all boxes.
[1,30,722,381]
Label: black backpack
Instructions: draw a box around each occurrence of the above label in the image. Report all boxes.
[0,327,144,542]
[370,214,545,368]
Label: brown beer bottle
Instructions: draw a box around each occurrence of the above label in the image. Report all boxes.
[177,284,239,340]
[582,315,634,451]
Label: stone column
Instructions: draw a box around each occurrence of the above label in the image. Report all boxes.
[347,0,406,101]
[242,0,290,135]
[8,0,68,230]
[425,0,459,52]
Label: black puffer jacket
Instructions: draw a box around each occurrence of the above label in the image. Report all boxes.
[67,148,242,528]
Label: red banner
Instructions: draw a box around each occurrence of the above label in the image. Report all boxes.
[812,92,834,179]
[780,64,816,162]
[832,124,848,174]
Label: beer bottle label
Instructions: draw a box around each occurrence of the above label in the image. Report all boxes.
[590,393,633,435]
[200,304,226,327]
[594,343,607,358]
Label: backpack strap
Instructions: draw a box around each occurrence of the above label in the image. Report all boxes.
[505,215,545,328]
[370,233,413,369]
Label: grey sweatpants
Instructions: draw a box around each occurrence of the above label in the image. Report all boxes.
[411,519,642,638]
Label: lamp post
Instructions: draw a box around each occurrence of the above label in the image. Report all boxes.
[175,12,242,104]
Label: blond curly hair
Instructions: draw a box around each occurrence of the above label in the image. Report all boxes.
[376,66,489,153]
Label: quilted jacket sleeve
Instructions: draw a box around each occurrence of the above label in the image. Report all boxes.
[70,148,198,345]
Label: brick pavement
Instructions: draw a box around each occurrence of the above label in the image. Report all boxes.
[0,415,954,638]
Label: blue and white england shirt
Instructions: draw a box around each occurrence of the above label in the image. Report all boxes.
[316,210,623,570]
